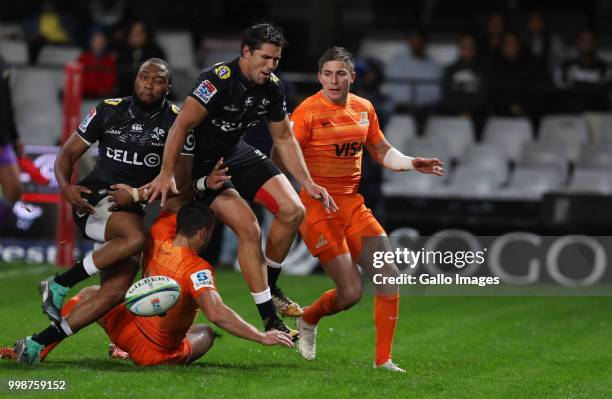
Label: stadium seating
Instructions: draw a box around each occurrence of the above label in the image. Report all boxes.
[538,114,588,144]
[423,115,474,159]
[499,166,565,200]
[482,117,534,161]
[577,142,612,168]
[441,164,501,198]
[0,39,28,65]
[461,143,509,184]
[11,67,63,145]
[519,141,571,176]
[567,167,612,194]
[358,36,406,66]
[157,31,196,72]
[36,45,80,67]
[381,168,447,197]
[425,42,459,65]
[584,112,612,142]
[383,114,417,153]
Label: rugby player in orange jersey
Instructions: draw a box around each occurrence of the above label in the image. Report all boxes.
[272,47,445,372]
[33,201,293,366]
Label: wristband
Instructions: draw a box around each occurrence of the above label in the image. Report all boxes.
[382,148,415,171]
[131,187,139,202]
[195,176,208,192]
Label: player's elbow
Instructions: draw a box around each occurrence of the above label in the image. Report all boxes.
[202,303,224,325]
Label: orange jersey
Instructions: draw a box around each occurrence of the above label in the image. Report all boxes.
[135,213,217,349]
[290,91,385,194]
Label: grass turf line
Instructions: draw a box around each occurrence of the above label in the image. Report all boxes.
[0,263,611,398]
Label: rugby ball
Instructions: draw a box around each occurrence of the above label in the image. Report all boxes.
[124,276,181,316]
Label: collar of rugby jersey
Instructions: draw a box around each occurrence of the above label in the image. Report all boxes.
[129,96,167,119]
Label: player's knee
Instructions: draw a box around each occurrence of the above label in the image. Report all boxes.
[337,285,362,309]
[99,285,128,308]
[125,231,147,254]
[235,219,261,243]
[278,201,305,226]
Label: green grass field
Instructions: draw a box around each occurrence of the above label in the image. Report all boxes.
[1,262,611,398]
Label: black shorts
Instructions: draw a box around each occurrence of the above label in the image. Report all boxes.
[193,141,281,205]
[73,177,145,241]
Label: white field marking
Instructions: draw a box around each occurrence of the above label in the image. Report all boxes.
[0,265,54,280]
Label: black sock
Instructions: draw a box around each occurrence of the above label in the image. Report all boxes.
[32,321,68,346]
[267,266,281,290]
[54,261,88,288]
[256,299,277,321]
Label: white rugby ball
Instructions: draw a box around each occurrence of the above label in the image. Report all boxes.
[124,276,181,317]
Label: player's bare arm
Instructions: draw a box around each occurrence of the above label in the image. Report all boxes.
[147,97,208,205]
[365,138,445,176]
[196,289,294,347]
[54,132,96,214]
[268,117,338,212]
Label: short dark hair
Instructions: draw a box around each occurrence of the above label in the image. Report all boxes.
[240,22,287,54]
[141,58,173,85]
[318,47,355,72]
[176,202,215,237]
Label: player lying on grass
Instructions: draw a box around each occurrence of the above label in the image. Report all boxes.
[272,47,445,372]
[13,202,293,365]
[15,58,195,363]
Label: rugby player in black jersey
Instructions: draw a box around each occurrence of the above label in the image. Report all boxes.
[14,58,195,363]
[146,23,337,335]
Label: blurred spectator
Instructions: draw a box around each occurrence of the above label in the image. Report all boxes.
[77,28,117,98]
[489,32,550,122]
[523,9,564,72]
[88,0,127,30]
[22,1,77,63]
[116,20,165,95]
[480,11,507,59]
[0,56,23,233]
[386,27,442,127]
[354,58,392,223]
[555,29,612,113]
[440,34,489,138]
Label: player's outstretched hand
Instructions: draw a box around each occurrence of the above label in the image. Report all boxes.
[412,157,445,176]
[304,182,338,214]
[206,157,231,190]
[108,184,136,211]
[259,330,294,348]
[143,173,179,207]
[63,184,96,214]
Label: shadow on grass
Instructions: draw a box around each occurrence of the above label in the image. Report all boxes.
[0,358,311,373]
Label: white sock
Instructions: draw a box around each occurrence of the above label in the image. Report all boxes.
[251,287,272,304]
[265,256,283,269]
[83,253,100,276]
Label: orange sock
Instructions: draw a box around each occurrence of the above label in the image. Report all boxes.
[374,293,399,366]
[301,289,341,325]
[40,295,82,362]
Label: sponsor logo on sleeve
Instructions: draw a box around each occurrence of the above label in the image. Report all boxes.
[359,111,369,126]
[104,98,123,105]
[171,104,180,114]
[183,132,195,152]
[214,65,231,79]
[79,108,97,131]
[193,80,218,104]
[190,269,214,290]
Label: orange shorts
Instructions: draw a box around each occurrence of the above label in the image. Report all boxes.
[299,191,385,264]
[101,305,192,366]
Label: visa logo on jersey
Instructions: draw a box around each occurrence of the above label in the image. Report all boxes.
[334,142,363,157]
